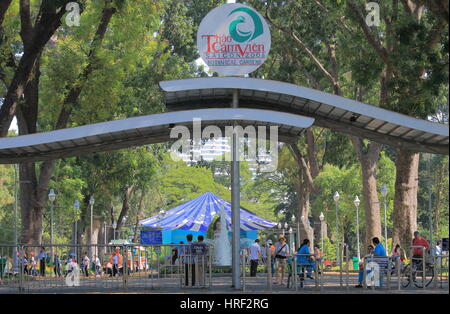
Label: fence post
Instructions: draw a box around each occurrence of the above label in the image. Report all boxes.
[209,249,212,289]
[266,246,272,291]
[123,246,128,290]
[345,244,349,291]
[241,251,246,291]
[396,256,401,291]
[339,243,343,287]
[422,247,426,290]
[19,245,24,293]
[387,256,391,289]
[314,254,319,290]
[293,255,297,292]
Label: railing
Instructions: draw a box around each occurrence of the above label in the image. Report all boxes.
[0,243,212,293]
[290,253,322,291]
[1,243,447,293]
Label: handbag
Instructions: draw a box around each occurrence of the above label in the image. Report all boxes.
[275,244,287,259]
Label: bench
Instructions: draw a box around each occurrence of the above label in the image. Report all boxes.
[364,256,400,288]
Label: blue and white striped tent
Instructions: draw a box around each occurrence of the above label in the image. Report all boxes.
[139,192,276,232]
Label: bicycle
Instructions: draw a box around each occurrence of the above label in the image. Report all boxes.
[400,256,434,288]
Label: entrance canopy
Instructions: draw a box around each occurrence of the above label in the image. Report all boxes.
[160,77,449,155]
[139,192,276,232]
[0,108,314,164]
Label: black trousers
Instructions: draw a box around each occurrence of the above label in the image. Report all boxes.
[185,263,195,286]
[39,259,45,276]
[54,264,61,277]
[250,260,258,277]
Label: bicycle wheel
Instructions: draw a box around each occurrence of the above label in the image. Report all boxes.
[414,264,434,288]
[400,263,412,288]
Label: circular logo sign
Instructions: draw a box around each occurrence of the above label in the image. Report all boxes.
[197,3,271,76]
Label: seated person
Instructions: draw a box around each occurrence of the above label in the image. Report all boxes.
[355,245,374,288]
[296,239,315,280]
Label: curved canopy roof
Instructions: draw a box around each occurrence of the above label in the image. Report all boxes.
[160,77,449,155]
[140,192,276,232]
[0,108,314,164]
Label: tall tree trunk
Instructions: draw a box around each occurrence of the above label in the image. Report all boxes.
[350,137,383,248]
[392,149,419,252]
[15,2,116,244]
[133,190,145,242]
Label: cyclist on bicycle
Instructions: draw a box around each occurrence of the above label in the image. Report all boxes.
[412,231,430,265]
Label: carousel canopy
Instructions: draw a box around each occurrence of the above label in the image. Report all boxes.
[139,192,276,232]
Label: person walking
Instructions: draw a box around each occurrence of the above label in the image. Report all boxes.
[94,255,102,276]
[82,252,90,277]
[268,240,275,275]
[192,235,209,286]
[30,253,37,276]
[274,235,290,285]
[111,252,119,277]
[184,234,195,286]
[22,254,28,275]
[38,247,47,277]
[249,239,261,277]
[53,253,61,278]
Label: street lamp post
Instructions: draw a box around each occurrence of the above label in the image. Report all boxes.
[48,189,56,259]
[288,227,293,252]
[354,196,361,261]
[380,184,388,253]
[13,164,19,273]
[112,221,117,241]
[74,200,80,256]
[424,153,434,253]
[319,212,325,258]
[333,191,340,266]
[89,195,95,259]
[291,215,300,250]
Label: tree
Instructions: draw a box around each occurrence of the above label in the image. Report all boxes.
[346,0,448,250]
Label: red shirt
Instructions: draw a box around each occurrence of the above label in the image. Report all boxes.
[412,237,429,256]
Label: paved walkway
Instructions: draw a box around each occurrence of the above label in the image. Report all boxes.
[1,272,448,294]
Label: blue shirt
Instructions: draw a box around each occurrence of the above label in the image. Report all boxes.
[374,243,387,257]
[296,245,311,265]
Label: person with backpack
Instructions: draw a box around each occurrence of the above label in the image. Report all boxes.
[274,235,290,285]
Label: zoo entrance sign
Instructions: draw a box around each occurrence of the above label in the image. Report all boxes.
[197,3,271,76]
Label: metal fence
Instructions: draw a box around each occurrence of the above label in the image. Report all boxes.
[1,243,448,293]
[0,243,212,293]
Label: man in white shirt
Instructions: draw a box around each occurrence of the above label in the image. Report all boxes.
[249,239,261,277]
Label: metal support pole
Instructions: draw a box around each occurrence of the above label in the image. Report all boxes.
[50,202,54,260]
[356,204,361,262]
[335,201,340,266]
[231,89,241,289]
[293,255,298,291]
[267,245,272,291]
[74,220,77,256]
[339,243,343,287]
[384,196,388,254]
[90,203,93,261]
[427,156,433,253]
[13,165,19,273]
[321,221,324,259]
[345,245,349,290]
